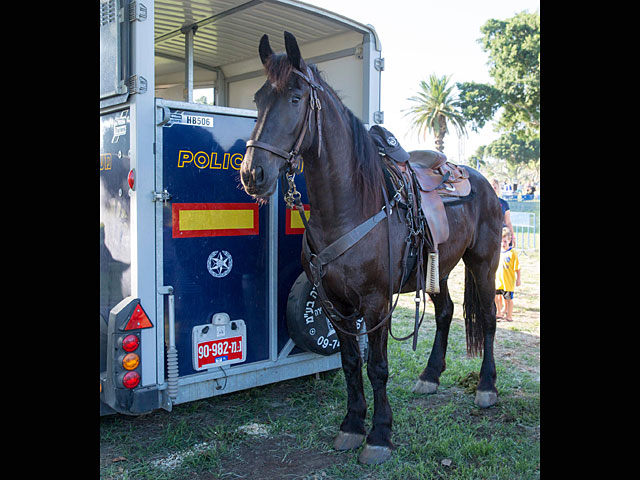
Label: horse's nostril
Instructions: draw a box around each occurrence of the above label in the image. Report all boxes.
[254,166,264,184]
[241,169,253,187]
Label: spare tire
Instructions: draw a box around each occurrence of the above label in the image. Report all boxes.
[286,272,367,358]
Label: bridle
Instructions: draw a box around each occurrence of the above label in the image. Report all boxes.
[245,65,324,186]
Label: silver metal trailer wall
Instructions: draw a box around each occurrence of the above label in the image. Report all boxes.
[100,0,383,416]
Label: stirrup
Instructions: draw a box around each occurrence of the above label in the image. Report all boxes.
[425,251,440,294]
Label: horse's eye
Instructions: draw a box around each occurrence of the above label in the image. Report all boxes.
[291,95,301,105]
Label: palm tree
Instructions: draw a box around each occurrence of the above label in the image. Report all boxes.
[405,74,467,153]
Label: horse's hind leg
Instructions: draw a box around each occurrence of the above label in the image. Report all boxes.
[332,329,367,451]
[413,279,454,395]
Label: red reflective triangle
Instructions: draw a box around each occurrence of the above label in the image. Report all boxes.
[124,304,153,330]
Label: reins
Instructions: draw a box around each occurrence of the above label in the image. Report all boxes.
[246,64,428,348]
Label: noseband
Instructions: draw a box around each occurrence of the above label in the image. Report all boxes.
[245,66,324,174]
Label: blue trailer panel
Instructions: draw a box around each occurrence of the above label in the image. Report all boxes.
[156,101,323,386]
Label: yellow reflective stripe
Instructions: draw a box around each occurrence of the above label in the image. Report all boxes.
[289,209,310,230]
[180,209,255,231]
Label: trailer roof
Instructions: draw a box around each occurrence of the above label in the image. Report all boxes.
[154,0,380,71]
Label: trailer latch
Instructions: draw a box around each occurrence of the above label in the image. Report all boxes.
[152,189,172,203]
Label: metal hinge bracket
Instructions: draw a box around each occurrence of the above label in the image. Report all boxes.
[128,75,147,94]
[373,111,384,124]
[374,57,385,71]
[129,1,147,22]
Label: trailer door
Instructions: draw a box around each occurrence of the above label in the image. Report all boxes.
[157,102,268,377]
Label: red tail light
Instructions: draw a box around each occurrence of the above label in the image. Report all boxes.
[122,371,140,389]
[121,334,140,352]
[128,169,135,190]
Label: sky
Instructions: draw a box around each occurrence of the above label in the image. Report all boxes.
[300,0,540,164]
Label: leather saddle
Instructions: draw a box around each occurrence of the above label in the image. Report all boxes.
[368,126,471,250]
[405,150,471,247]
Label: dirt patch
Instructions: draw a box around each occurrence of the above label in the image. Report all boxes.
[213,436,338,480]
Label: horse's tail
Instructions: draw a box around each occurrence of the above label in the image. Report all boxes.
[463,266,484,357]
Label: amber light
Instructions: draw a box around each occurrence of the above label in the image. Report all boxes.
[122,353,140,371]
[122,371,140,389]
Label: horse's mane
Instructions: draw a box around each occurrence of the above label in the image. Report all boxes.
[263,55,383,207]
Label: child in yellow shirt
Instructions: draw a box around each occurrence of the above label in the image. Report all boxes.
[495,228,521,322]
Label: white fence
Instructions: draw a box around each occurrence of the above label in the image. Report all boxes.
[510,211,537,252]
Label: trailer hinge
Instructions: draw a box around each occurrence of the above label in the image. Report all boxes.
[152,189,172,203]
[373,111,384,124]
[374,57,385,71]
[129,1,147,22]
[128,75,147,94]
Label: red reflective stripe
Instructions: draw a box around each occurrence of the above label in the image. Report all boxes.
[172,203,259,238]
[286,204,310,235]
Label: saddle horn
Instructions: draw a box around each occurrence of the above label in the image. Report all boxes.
[259,34,274,65]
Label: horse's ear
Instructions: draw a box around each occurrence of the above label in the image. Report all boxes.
[284,31,304,71]
[259,34,274,65]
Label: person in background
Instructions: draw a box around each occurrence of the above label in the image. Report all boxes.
[495,228,521,322]
[492,179,516,247]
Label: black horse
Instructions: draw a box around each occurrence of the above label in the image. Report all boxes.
[240,32,502,465]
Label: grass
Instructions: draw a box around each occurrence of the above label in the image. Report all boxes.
[100,251,540,480]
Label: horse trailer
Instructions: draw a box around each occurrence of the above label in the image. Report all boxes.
[100,0,383,416]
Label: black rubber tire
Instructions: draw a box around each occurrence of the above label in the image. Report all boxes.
[285,272,341,356]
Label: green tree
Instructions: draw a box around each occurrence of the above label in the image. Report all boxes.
[458,11,540,142]
[404,74,467,153]
[486,132,539,173]
[456,83,503,133]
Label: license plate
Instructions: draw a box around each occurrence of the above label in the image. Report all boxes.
[196,336,243,369]
[192,317,246,371]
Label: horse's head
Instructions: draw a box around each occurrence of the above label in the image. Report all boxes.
[241,31,321,199]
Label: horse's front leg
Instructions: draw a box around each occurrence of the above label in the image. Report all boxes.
[332,327,367,451]
[358,308,394,465]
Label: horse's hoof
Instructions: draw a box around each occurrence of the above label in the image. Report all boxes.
[475,390,498,408]
[333,431,365,451]
[358,444,392,465]
[412,379,438,394]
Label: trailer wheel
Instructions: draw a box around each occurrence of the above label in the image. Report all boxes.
[286,272,342,356]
